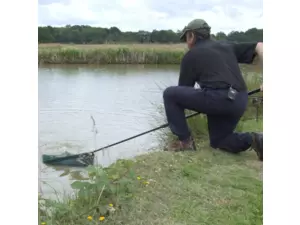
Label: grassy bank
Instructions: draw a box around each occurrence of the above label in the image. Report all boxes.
[38,65,263,224]
[38,44,187,65]
[39,115,263,225]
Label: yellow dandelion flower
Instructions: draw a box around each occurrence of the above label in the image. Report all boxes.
[41,222,46,225]
[109,203,113,207]
[87,215,93,221]
[137,176,141,180]
[99,216,105,221]
[143,181,150,185]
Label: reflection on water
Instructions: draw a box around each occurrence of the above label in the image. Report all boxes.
[38,64,262,198]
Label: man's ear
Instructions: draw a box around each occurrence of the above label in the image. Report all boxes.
[191,32,197,44]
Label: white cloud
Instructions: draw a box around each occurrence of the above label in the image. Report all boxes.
[38,0,263,34]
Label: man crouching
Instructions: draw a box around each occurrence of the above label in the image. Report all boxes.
[163,19,263,161]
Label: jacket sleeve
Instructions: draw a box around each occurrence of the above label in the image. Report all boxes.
[178,51,197,87]
[231,42,258,64]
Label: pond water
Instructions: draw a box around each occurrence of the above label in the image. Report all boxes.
[38,64,262,198]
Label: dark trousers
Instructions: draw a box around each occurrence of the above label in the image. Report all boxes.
[163,86,253,153]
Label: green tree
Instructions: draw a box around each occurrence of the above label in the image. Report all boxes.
[38,25,263,44]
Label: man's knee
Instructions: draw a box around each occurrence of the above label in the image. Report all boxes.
[163,86,177,101]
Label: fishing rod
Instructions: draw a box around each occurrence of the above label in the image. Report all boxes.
[42,87,262,166]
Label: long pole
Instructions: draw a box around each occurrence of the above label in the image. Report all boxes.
[44,88,261,163]
[91,88,261,154]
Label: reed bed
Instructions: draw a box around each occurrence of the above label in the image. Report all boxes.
[38,44,188,64]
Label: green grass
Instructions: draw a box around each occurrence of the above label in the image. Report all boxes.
[38,66,263,224]
[38,43,262,65]
[39,117,263,225]
[38,44,186,64]
[117,140,263,225]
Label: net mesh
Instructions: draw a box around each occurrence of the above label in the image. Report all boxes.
[42,152,95,167]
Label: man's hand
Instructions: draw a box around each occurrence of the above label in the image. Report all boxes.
[255,42,263,63]
[256,43,263,92]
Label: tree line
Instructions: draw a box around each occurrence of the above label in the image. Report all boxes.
[38,25,263,44]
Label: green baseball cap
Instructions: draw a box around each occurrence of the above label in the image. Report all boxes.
[179,19,211,41]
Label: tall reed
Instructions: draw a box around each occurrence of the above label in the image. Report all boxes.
[38,45,186,64]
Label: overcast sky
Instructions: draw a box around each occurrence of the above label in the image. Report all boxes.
[38,0,263,34]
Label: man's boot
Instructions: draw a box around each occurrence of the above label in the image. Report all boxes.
[251,132,263,161]
[164,136,197,152]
